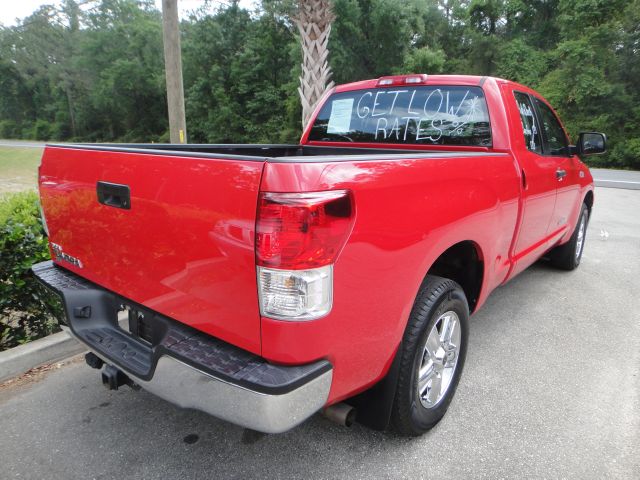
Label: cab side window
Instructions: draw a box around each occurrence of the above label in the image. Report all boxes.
[533,98,568,156]
[514,92,542,154]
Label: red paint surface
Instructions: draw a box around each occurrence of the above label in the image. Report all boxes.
[40,147,265,354]
[39,76,594,404]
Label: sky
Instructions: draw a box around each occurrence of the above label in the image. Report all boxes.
[0,1,257,26]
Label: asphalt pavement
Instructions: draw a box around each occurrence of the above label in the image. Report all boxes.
[591,168,640,190]
[1,188,639,480]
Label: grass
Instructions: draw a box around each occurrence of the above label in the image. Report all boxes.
[0,147,43,194]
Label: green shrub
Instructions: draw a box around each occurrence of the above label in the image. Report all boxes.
[31,120,52,141]
[0,191,60,351]
[50,121,71,141]
[157,130,171,143]
[0,120,21,139]
[608,139,640,170]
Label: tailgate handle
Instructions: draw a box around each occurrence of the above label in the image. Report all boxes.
[97,182,131,209]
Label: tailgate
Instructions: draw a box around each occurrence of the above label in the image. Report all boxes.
[39,146,265,354]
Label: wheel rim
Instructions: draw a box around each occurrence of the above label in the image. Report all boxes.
[575,212,587,261]
[417,311,461,409]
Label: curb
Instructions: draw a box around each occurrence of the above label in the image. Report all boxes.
[0,330,86,383]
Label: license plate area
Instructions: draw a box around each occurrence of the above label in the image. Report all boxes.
[116,303,161,346]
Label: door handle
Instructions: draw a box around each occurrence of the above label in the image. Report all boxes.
[556,169,567,180]
[97,181,131,209]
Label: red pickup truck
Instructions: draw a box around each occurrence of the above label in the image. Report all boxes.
[33,75,605,435]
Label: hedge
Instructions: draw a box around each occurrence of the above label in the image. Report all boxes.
[0,191,61,351]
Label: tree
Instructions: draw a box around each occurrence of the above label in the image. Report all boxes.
[0,0,638,169]
[294,0,335,127]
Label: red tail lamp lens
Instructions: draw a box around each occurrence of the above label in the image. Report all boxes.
[256,190,354,269]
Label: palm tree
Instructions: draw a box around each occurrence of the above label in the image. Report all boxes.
[294,0,335,128]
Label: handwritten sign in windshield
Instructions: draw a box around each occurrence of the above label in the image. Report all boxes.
[310,86,491,147]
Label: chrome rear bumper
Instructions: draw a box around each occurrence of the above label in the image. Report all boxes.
[34,261,332,433]
[134,356,332,433]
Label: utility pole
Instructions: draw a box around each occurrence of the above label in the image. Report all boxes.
[162,0,187,144]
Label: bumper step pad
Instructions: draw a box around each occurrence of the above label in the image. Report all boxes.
[32,261,330,394]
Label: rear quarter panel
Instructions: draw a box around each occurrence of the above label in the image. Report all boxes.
[260,153,520,402]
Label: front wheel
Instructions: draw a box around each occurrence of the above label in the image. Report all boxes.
[390,275,469,436]
[549,204,589,271]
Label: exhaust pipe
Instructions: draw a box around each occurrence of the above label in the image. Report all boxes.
[322,403,356,427]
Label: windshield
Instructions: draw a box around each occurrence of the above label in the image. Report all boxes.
[308,86,491,147]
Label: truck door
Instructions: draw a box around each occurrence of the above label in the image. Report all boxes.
[531,97,581,239]
[509,90,558,273]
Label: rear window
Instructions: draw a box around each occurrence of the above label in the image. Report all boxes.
[308,86,492,146]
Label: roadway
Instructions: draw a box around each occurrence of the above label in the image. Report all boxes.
[591,168,640,190]
[0,139,46,148]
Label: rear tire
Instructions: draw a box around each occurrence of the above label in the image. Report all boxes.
[390,275,469,436]
[549,204,589,271]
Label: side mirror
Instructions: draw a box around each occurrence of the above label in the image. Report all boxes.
[574,132,606,156]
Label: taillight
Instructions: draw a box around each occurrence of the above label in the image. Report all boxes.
[257,265,333,320]
[256,190,354,270]
[38,201,49,237]
[37,166,49,237]
[255,190,354,320]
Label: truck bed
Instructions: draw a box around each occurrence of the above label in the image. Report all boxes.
[51,143,497,162]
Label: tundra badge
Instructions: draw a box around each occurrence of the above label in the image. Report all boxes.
[51,243,83,268]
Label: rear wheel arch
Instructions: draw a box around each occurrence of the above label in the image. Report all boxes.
[424,240,485,313]
[347,240,483,430]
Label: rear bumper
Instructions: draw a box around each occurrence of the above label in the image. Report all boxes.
[32,261,332,433]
